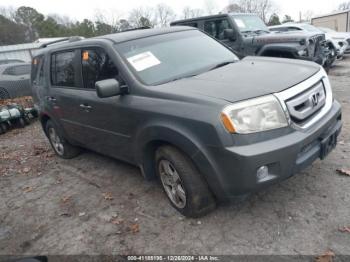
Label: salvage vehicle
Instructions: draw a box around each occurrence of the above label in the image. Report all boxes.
[317,27,350,54]
[269,23,348,60]
[0,63,32,99]
[171,14,330,68]
[31,27,342,217]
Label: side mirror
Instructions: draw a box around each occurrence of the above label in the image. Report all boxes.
[95,79,125,98]
[224,29,237,41]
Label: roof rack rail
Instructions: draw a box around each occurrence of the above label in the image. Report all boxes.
[120,26,151,32]
[39,36,84,48]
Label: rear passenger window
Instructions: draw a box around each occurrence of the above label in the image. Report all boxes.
[51,51,76,87]
[204,19,232,40]
[13,65,30,75]
[81,48,119,89]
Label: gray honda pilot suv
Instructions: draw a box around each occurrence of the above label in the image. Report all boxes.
[31,27,342,217]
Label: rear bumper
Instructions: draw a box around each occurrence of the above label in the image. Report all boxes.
[200,100,342,201]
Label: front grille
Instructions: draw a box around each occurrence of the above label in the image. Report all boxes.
[275,70,333,130]
[285,81,326,125]
[308,34,325,58]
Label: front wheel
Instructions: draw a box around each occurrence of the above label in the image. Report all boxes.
[45,120,81,159]
[155,145,216,218]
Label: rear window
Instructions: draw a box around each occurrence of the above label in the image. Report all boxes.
[51,51,76,87]
[14,65,30,75]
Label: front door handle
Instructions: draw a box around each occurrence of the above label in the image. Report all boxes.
[80,104,92,111]
[79,104,92,109]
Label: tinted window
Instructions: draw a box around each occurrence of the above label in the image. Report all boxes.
[204,19,232,40]
[231,15,269,32]
[81,48,119,89]
[13,65,30,75]
[51,51,76,87]
[3,66,15,75]
[182,22,198,28]
[288,27,302,31]
[270,27,287,32]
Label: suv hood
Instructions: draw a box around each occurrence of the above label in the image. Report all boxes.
[255,31,325,43]
[159,56,321,103]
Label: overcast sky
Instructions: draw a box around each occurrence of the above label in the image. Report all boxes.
[3,0,346,21]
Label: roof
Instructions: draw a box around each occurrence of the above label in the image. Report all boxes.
[34,26,196,55]
[312,9,350,19]
[98,26,195,43]
[171,12,255,24]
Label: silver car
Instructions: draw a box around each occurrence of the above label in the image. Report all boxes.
[0,63,31,99]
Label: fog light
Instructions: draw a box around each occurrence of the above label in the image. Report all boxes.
[257,166,269,182]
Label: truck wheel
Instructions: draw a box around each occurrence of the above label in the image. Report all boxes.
[155,145,216,218]
[45,120,81,159]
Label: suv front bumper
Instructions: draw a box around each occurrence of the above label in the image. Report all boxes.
[201,100,342,200]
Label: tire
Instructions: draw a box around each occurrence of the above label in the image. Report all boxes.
[155,145,216,218]
[17,117,26,128]
[45,120,81,159]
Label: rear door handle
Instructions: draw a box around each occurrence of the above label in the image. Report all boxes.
[46,96,57,102]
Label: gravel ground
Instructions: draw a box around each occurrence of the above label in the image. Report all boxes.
[0,56,349,257]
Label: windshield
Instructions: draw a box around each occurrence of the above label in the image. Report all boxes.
[231,15,269,33]
[115,30,238,85]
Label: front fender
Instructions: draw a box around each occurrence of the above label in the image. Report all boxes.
[134,123,227,200]
[257,43,300,57]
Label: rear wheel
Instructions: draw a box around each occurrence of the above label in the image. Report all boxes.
[45,120,81,159]
[155,145,216,218]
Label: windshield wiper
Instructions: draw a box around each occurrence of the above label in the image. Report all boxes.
[254,29,270,34]
[167,73,198,83]
[242,30,270,34]
[209,61,236,71]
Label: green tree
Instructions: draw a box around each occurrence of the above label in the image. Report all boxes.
[95,21,115,36]
[38,16,65,37]
[70,19,95,37]
[14,6,44,41]
[282,15,294,23]
[268,13,281,26]
[0,15,26,44]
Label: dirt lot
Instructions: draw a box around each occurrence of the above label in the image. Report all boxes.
[1,56,350,257]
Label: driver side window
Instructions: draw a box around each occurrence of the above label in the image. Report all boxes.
[204,19,232,40]
[81,48,120,89]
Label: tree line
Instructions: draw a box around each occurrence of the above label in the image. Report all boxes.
[1,0,349,46]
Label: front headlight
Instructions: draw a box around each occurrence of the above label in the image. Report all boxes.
[221,95,288,134]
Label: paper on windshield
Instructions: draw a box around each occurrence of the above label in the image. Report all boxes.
[234,19,246,29]
[127,51,161,72]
